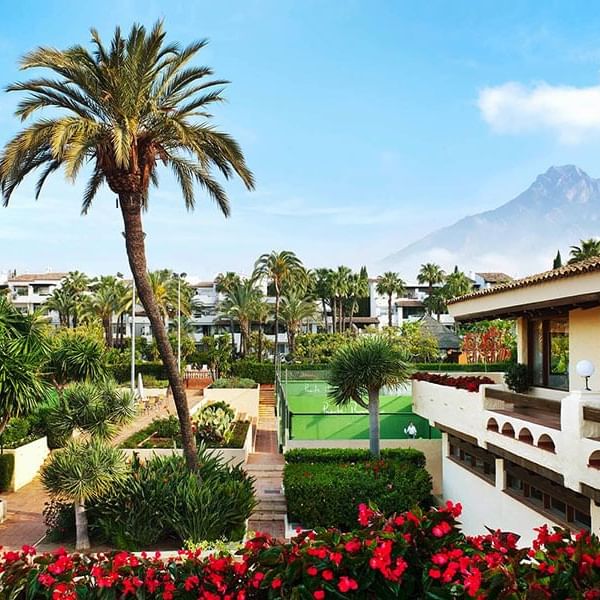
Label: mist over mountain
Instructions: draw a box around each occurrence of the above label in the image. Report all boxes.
[380,165,600,278]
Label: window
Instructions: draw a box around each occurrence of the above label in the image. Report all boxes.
[448,435,496,484]
[528,317,569,390]
[504,462,590,530]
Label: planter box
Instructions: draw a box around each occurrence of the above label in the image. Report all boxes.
[203,386,260,421]
[121,422,254,466]
[5,436,49,491]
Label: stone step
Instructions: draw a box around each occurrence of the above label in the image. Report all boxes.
[251,510,287,521]
[256,500,287,512]
[248,519,286,539]
[245,464,284,472]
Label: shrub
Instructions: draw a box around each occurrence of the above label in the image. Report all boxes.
[413,361,511,372]
[154,415,180,438]
[284,447,425,468]
[2,502,600,598]
[284,459,432,529]
[109,361,168,384]
[43,500,75,542]
[194,402,235,446]
[210,377,257,389]
[90,451,256,548]
[0,453,15,491]
[504,362,531,393]
[221,420,250,448]
[411,372,494,392]
[230,359,274,384]
[0,416,41,449]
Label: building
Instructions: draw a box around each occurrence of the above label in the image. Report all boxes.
[471,272,514,290]
[6,271,68,324]
[413,258,600,544]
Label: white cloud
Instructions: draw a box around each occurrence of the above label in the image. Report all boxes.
[478,81,600,143]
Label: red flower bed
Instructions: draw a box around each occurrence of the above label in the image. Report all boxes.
[412,372,495,392]
[1,502,599,599]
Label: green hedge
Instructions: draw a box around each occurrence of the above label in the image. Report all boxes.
[230,360,274,384]
[413,362,511,372]
[284,447,425,468]
[211,377,257,389]
[0,454,15,492]
[110,362,168,384]
[284,459,432,529]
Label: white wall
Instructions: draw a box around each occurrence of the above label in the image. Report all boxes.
[203,387,260,420]
[5,437,49,491]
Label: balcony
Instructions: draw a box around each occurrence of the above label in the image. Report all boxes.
[412,377,600,496]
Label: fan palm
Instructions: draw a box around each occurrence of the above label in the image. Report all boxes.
[417,263,446,315]
[253,251,305,363]
[568,238,600,264]
[279,290,317,357]
[328,336,412,457]
[41,439,128,549]
[0,23,254,470]
[376,271,406,328]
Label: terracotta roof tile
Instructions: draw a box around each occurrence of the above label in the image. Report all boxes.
[449,258,600,304]
[8,272,68,283]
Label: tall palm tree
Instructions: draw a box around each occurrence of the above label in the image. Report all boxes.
[253,251,304,363]
[249,299,271,361]
[376,271,406,328]
[45,286,75,327]
[215,272,242,358]
[443,267,473,300]
[417,263,446,315]
[41,439,128,550]
[313,268,333,332]
[279,290,317,357]
[330,266,352,332]
[219,279,262,358]
[568,238,600,264]
[345,267,370,330]
[62,271,91,327]
[328,336,411,457]
[85,276,122,346]
[0,23,254,471]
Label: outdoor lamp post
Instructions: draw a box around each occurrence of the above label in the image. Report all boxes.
[177,272,187,372]
[576,360,595,391]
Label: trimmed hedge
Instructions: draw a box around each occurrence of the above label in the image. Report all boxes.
[230,360,274,384]
[284,459,432,529]
[111,361,168,383]
[210,377,257,389]
[284,447,425,468]
[0,453,15,492]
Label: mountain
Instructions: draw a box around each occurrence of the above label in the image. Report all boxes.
[380,165,600,277]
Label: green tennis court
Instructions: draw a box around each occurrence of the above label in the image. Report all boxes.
[284,380,439,440]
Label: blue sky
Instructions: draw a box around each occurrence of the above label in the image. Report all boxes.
[2,1,600,279]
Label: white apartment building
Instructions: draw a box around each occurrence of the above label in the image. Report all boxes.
[413,259,600,544]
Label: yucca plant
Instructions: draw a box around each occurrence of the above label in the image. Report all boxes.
[328,336,412,457]
[0,22,254,470]
[41,439,129,549]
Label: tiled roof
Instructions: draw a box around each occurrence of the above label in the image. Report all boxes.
[475,272,513,283]
[449,258,600,304]
[8,272,68,282]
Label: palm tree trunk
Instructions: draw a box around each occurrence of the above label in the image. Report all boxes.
[74,501,90,550]
[120,196,198,471]
[257,322,263,361]
[289,328,296,356]
[367,389,380,458]
[273,294,280,365]
[321,299,328,332]
[103,317,113,347]
[388,294,393,328]
[229,318,236,359]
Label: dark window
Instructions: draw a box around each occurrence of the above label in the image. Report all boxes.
[504,461,590,530]
[528,317,569,391]
[448,435,496,484]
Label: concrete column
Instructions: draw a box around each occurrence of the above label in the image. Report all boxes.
[495,458,505,490]
[516,317,528,364]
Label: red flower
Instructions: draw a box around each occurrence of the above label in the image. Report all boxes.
[307,566,318,576]
[338,576,358,593]
[344,539,361,553]
[322,569,334,581]
[271,577,282,589]
[313,591,326,599]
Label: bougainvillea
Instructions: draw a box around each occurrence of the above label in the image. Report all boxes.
[412,372,495,393]
[1,502,598,599]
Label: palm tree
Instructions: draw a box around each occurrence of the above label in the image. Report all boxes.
[345,267,370,330]
[443,268,473,301]
[253,251,304,363]
[0,298,49,435]
[62,271,91,327]
[417,263,446,315]
[569,238,600,264]
[279,290,317,357]
[330,266,352,332]
[215,272,242,358]
[45,287,75,328]
[41,439,128,550]
[328,336,411,457]
[0,23,254,471]
[86,275,122,346]
[313,268,333,332]
[249,300,271,361]
[376,272,406,328]
[219,279,262,358]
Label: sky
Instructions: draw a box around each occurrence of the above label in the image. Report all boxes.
[3,1,600,280]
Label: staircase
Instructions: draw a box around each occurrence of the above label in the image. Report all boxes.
[246,384,287,539]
